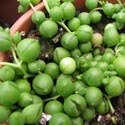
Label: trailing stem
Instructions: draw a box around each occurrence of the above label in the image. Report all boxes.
[0,45,31,78]
[43,0,71,32]
[90,7,103,13]
[43,95,60,102]
[0,61,31,78]
[104,95,115,114]
[58,21,71,32]
[116,0,124,8]
[43,0,50,13]
[30,3,36,12]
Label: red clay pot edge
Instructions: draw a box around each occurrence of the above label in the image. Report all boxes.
[0,2,45,64]
[10,0,125,36]
[1,0,125,63]
[10,2,45,36]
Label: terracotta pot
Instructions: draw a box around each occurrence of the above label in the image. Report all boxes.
[0,2,45,64]
[10,2,45,36]
[0,0,123,63]
[9,0,125,35]
[0,0,21,25]
[1,122,8,125]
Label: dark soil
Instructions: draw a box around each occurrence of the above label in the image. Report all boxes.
[90,94,125,125]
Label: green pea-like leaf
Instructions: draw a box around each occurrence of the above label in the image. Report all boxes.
[22,103,43,124]
[0,30,12,52]
[0,81,20,106]
[8,111,25,125]
[0,106,11,123]
[17,38,41,63]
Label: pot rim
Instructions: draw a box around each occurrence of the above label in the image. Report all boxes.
[10,2,45,36]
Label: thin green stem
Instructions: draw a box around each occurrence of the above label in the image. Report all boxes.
[17,65,27,75]
[43,95,60,102]
[108,100,115,114]
[11,43,24,73]
[11,41,31,77]
[0,62,18,68]
[114,40,125,54]
[90,7,103,13]
[0,62,31,78]
[98,0,106,6]
[116,0,124,8]
[38,71,42,74]
[30,3,36,12]
[12,43,17,51]
[17,64,33,78]
[58,21,71,32]
[43,0,50,13]
[43,0,71,32]
[115,47,123,55]
[11,47,19,64]
[76,74,82,80]
[105,95,115,114]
